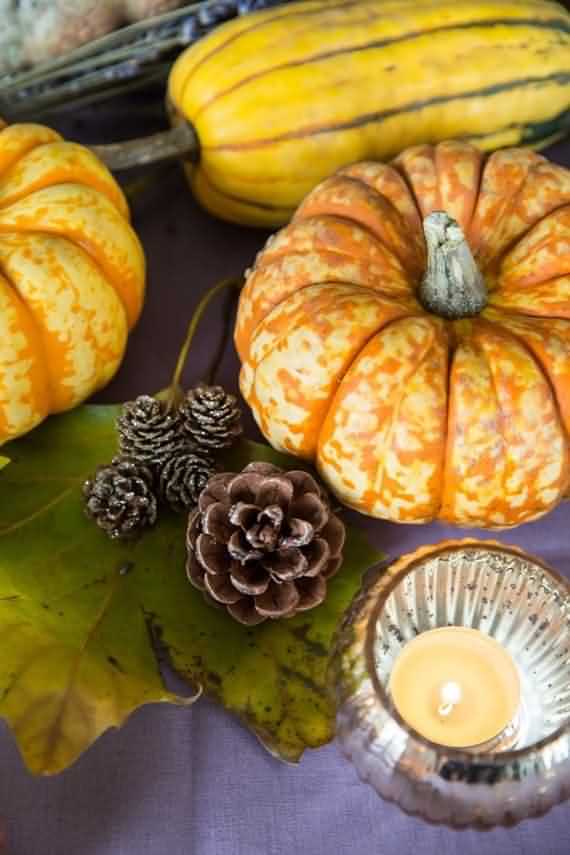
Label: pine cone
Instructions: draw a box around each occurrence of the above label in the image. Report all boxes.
[179,384,242,451]
[117,395,186,467]
[83,457,158,540]
[159,450,216,512]
[186,462,345,625]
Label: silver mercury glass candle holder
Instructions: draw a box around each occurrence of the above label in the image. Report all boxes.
[329,539,570,828]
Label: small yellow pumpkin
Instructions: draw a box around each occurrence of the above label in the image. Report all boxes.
[236,141,570,529]
[0,120,145,445]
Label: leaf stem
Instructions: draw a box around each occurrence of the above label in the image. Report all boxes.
[206,284,238,386]
[167,276,243,407]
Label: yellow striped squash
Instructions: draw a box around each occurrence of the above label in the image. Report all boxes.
[168,0,570,227]
[0,121,145,445]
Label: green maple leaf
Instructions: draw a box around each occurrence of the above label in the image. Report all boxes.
[0,406,382,775]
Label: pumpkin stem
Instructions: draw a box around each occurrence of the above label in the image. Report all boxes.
[165,276,243,410]
[91,122,199,171]
[419,212,487,320]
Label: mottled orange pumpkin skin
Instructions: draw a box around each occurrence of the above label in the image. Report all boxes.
[0,120,145,445]
[236,141,570,528]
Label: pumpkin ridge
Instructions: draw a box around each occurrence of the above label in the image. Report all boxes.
[391,156,430,234]
[242,287,418,456]
[238,269,418,363]
[0,142,129,219]
[252,250,411,298]
[469,152,567,272]
[488,272,570,320]
[0,125,62,181]
[312,309,428,458]
[255,214,409,271]
[0,232,129,414]
[486,295,570,324]
[0,224,139,331]
[245,282,416,371]
[368,318,446,512]
[497,204,570,289]
[0,262,53,419]
[444,321,568,525]
[294,175,423,278]
[441,335,505,525]
[480,310,570,442]
[0,183,145,329]
[316,315,446,517]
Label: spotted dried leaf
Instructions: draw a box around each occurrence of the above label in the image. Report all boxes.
[0,406,382,774]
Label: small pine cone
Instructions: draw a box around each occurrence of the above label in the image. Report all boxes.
[186,462,345,626]
[159,450,216,512]
[83,457,158,540]
[117,395,186,467]
[179,384,242,451]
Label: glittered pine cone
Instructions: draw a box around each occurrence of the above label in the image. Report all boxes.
[179,384,243,452]
[159,450,216,512]
[186,462,345,625]
[117,395,186,467]
[83,457,158,540]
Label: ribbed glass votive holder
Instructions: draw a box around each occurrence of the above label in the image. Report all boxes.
[329,539,570,828]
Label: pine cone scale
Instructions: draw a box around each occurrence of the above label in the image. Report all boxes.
[254,580,300,618]
[321,517,346,557]
[227,473,265,505]
[230,563,270,596]
[195,532,229,573]
[280,518,314,548]
[187,552,207,590]
[263,547,308,581]
[202,502,234,540]
[228,501,259,529]
[204,570,243,605]
[303,539,331,577]
[255,476,294,510]
[228,530,263,562]
[227,599,266,626]
[295,576,327,612]
[290,493,328,530]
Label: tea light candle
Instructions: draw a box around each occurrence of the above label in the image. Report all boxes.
[389,627,521,748]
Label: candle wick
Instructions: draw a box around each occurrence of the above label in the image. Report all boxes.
[438,681,462,718]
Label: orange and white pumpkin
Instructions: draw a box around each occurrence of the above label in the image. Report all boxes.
[235,141,570,528]
[0,121,145,445]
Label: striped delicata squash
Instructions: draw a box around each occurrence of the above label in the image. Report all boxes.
[167,0,570,226]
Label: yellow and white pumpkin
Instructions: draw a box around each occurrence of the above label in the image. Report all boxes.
[0,120,145,445]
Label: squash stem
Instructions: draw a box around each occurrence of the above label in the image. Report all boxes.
[166,276,243,409]
[419,212,487,320]
[91,122,199,171]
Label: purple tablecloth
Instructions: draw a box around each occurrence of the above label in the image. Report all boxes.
[1,111,570,854]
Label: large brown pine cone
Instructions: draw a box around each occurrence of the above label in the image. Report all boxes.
[186,462,345,625]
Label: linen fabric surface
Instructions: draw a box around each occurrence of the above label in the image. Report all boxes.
[1,107,569,855]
